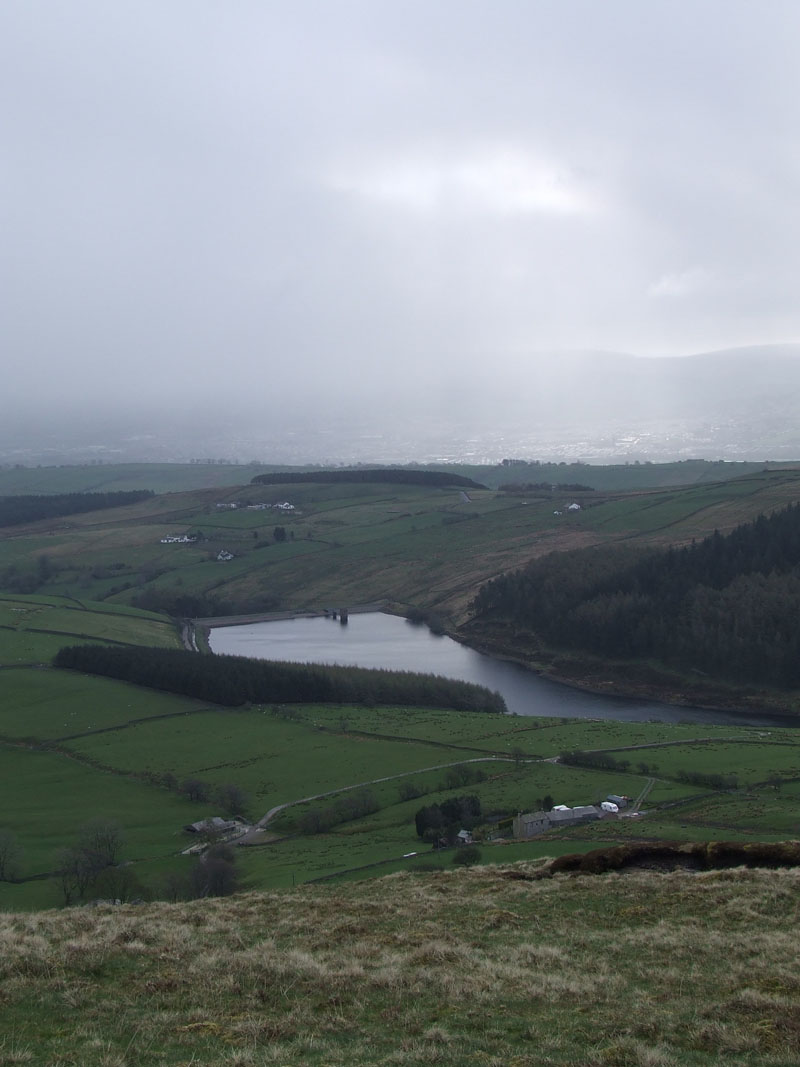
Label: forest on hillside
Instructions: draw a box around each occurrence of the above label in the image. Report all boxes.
[251,469,484,489]
[54,644,507,713]
[471,503,800,687]
[0,491,154,528]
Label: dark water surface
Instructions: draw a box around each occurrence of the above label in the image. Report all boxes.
[209,612,793,727]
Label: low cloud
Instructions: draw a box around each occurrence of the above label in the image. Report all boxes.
[327,145,596,217]
[647,266,714,300]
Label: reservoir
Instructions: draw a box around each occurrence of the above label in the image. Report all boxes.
[208,612,792,727]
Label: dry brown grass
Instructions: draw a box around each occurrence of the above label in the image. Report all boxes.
[1,863,800,1064]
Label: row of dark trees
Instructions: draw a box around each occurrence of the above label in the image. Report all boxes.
[252,469,485,489]
[295,788,379,834]
[471,502,800,688]
[559,751,633,773]
[129,588,236,618]
[560,749,738,791]
[0,490,153,528]
[154,775,249,816]
[53,644,507,713]
[398,764,486,803]
[498,482,594,493]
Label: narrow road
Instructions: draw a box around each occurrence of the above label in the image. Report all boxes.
[255,755,523,828]
[631,777,656,812]
[181,621,198,651]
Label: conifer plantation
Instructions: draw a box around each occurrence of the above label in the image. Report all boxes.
[472,503,800,686]
[54,644,506,713]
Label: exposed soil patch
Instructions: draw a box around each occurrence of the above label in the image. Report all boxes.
[511,839,800,879]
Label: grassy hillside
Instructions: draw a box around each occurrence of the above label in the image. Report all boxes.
[2,862,800,1065]
[3,467,800,622]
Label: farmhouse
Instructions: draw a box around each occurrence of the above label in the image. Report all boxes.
[217,549,234,561]
[512,810,551,838]
[512,804,603,839]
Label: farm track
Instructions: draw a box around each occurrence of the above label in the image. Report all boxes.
[256,754,525,829]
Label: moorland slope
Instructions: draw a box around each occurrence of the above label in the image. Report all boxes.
[2,860,799,1066]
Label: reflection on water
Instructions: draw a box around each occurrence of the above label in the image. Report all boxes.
[209,612,790,727]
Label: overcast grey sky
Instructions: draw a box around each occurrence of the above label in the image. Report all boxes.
[3,0,800,428]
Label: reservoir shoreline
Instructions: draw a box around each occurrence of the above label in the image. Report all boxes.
[204,610,797,726]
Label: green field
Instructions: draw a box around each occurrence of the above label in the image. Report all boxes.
[0,593,180,665]
[3,467,800,912]
[3,641,799,910]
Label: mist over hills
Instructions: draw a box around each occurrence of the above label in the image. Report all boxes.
[5,344,800,467]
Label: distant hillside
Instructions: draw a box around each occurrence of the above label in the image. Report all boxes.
[5,343,800,466]
[2,861,799,1065]
[0,458,776,496]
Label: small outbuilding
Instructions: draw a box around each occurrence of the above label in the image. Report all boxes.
[185,816,237,835]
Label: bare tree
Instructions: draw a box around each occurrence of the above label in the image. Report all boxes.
[93,864,146,903]
[53,847,102,905]
[0,828,22,882]
[78,818,124,867]
[215,783,249,816]
[181,777,211,803]
[160,869,191,903]
[190,847,239,898]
